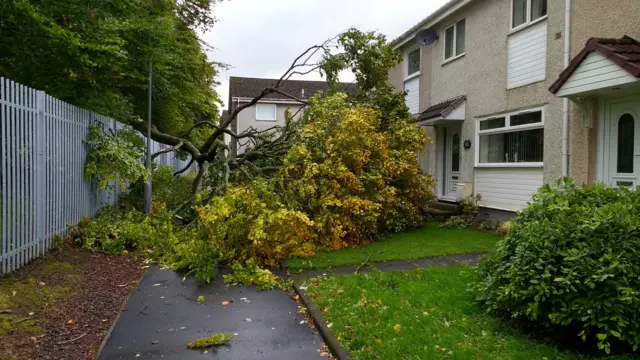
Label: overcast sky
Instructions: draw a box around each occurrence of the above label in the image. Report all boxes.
[202,0,448,110]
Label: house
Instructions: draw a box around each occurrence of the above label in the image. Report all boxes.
[227,76,354,156]
[549,1,640,190]
[389,0,640,217]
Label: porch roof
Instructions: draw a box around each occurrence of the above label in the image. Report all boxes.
[418,95,466,125]
[549,36,640,95]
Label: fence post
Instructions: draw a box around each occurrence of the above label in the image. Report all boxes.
[35,91,45,256]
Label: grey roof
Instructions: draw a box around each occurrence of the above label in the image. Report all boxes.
[229,76,356,101]
[390,0,467,47]
[419,95,466,121]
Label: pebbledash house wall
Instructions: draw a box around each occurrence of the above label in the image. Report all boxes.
[567,0,640,185]
[389,0,567,213]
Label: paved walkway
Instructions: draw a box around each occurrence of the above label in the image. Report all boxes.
[99,265,324,360]
[290,253,485,281]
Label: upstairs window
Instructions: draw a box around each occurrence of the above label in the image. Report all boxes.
[406,48,420,78]
[256,103,277,121]
[444,19,466,61]
[512,0,547,29]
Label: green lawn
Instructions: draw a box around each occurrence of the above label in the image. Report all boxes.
[286,223,500,270]
[306,267,635,360]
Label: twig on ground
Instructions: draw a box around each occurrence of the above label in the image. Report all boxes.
[56,332,87,345]
[14,317,34,324]
[0,309,12,314]
[137,302,148,317]
[354,250,386,275]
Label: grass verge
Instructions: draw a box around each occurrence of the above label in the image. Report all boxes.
[286,223,500,270]
[305,267,635,360]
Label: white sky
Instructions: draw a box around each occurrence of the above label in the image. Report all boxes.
[202,0,449,110]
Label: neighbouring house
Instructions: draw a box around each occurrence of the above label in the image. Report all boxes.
[389,0,640,217]
[227,76,354,156]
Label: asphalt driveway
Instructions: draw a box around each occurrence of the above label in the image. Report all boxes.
[98,265,324,360]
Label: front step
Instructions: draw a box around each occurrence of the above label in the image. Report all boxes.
[424,207,457,217]
[429,201,463,214]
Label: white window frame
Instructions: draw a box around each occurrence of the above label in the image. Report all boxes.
[510,0,548,32]
[475,106,545,167]
[255,103,277,121]
[443,18,466,63]
[404,46,421,81]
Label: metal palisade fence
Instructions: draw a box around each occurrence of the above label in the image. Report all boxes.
[0,78,192,275]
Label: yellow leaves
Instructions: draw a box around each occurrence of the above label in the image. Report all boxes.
[393,324,401,333]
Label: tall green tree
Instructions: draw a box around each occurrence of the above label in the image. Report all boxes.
[0,0,220,139]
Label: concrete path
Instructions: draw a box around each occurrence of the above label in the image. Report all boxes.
[99,265,324,360]
[291,253,485,281]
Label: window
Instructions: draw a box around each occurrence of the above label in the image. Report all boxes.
[477,109,544,165]
[617,114,635,174]
[512,0,547,29]
[406,48,420,77]
[444,19,466,61]
[452,133,460,172]
[256,103,276,121]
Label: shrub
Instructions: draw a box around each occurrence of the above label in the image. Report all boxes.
[222,259,288,290]
[474,179,640,353]
[196,181,316,267]
[73,207,221,282]
[281,94,434,250]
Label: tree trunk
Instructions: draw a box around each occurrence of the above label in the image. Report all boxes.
[192,161,209,194]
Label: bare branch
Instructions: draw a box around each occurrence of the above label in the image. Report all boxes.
[180,121,216,138]
[152,142,184,160]
[270,88,309,104]
[291,104,308,119]
[174,157,195,176]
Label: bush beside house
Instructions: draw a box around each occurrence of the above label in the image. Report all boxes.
[474,180,640,354]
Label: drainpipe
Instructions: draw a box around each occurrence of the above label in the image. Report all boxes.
[561,0,572,177]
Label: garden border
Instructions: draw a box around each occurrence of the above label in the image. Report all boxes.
[94,269,147,359]
[292,282,352,360]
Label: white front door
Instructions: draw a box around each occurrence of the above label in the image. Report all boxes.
[442,125,461,200]
[609,100,640,188]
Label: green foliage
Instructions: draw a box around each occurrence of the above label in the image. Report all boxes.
[195,92,434,268]
[187,333,232,349]
[1,0,220,140]
[196,180,316,267]
[320,29,401,92]
[84,124,148,190]
[73,206,221,282]
[474,179,640,354]
[222,259,289,291]
[149,165,196,210]
[197,296,205,305]
[441,194,482,229]
[283,94,435,249]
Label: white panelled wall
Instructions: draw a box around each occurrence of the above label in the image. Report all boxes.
[507,20,548,89]
[0,78,193,274]
[404,77,420,115]
[474,167,543,211]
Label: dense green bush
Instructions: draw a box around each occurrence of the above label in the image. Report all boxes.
[72,207,220,282]
[474,179,640,354]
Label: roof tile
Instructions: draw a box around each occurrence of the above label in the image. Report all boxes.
[418,95,466,121]
[229,77,356,101]
[550,36,640,94]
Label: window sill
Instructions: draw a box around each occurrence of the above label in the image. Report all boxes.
[442,53,465,66]
[508,16,548,36]
[475,163,544,168]
[256,118,277,122]
[404,72,421,82]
